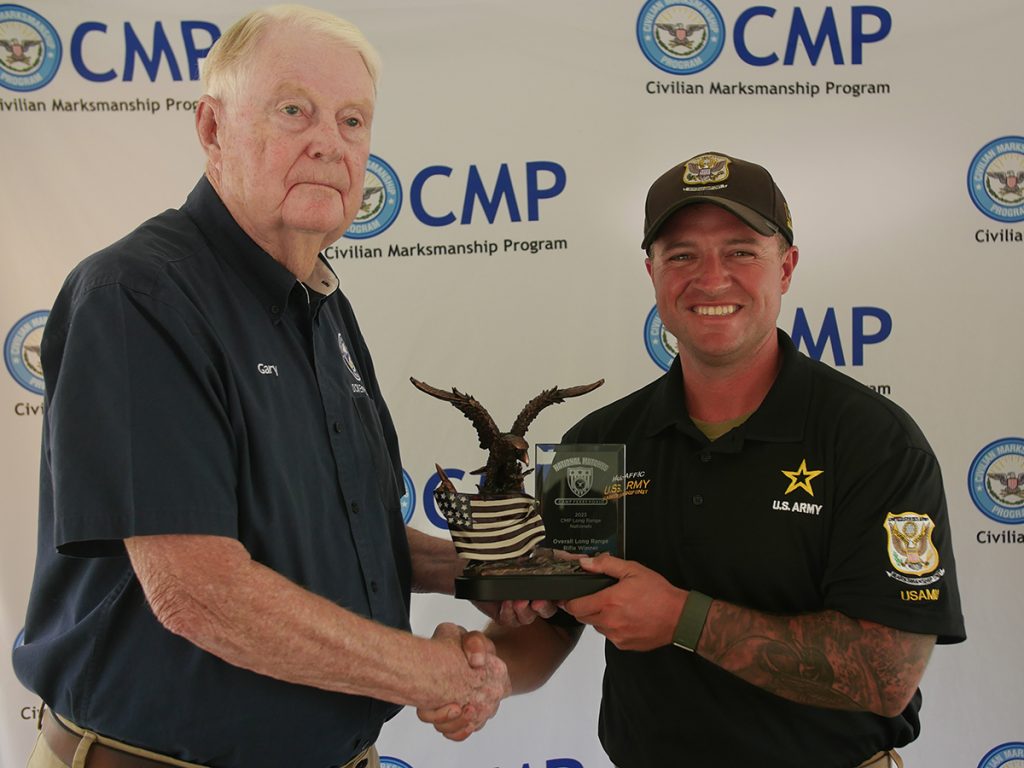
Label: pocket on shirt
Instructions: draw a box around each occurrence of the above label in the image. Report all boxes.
[353,396,402,513]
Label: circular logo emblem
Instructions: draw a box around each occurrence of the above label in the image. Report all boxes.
[978,742,1024,768]
[968,137,1024,223]
[5,310,47,394]
[380,758,414,768]
[337,333,362,383]
[644,305,678,371]
[345,154,402,239]
[636,0,725,75]
[0,5,62,92]
[400,469,416,524]
[968,438,1024,524]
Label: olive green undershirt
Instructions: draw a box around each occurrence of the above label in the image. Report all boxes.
[690,413,752,441]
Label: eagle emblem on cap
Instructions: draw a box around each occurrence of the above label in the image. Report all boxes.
[683,154,730,186]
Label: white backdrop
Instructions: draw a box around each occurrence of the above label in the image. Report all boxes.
[2,2,1022,767]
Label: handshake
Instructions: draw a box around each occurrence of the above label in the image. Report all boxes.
[410,553,672,741]
[414,599,557,741]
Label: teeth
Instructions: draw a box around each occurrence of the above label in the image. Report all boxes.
[694,305,738,316]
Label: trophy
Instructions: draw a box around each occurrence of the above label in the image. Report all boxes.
[411,377,624,601]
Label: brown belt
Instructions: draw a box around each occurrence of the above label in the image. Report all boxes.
[41,710,200,768]
[41,709,375,768]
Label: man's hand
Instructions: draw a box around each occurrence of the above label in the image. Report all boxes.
[421,624,510,740]
[471,549,581,626]
[472,599,558,626]
[560,553,685,651]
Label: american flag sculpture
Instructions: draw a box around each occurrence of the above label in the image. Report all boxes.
[411,378,603,564]
[434,467,546,561]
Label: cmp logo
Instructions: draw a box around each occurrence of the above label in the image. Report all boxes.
[380,758,414,768]
[644,305,678,371]
[5,310,47,394]
[400,469,416,524]
[978,742,1024,768]
[346,155,402,239]
[637,0,725,75]
[968,438,1024,525]
[968,137,1024,223]
[0,5,61,91]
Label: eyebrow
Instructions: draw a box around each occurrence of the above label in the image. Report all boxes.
[269,82,374,111]
[657,236,762,251]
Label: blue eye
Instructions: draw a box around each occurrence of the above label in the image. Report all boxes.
[281,104,301,116]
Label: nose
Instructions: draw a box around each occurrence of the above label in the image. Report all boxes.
[308,115,344,162]
[692,254,731,294]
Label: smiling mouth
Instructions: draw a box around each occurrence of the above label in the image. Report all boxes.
[693,305,739,316]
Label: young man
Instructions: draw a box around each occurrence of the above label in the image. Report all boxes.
[423,152,966,768]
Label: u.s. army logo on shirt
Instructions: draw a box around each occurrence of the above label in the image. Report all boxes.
[781,459,823,496]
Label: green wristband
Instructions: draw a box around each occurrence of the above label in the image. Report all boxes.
[672,590,712,652]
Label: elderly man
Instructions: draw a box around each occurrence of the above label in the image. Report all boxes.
[424,152,966,768]
[13,6,505,768]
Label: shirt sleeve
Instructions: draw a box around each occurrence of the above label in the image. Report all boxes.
[823,443,966,643]
[45,281,238,556]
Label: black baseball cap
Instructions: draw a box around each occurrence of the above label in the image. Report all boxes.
[641,152,793,250]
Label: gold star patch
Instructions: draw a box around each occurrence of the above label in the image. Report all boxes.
[781,459,824,496]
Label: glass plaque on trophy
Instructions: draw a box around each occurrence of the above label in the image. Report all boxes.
[535,442,625,559]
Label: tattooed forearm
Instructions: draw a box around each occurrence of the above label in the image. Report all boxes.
[696,600,935,717]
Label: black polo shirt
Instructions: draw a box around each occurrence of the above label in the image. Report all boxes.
[561,331,965,768]
[14,177,412,768]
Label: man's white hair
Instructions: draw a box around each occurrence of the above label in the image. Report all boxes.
[201,4,381,103]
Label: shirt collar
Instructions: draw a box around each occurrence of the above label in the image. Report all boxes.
[740,330,810,443]
[181,176,339,321]
[641,329,810,447]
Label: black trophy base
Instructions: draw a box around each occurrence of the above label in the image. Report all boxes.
[454,573,616,601]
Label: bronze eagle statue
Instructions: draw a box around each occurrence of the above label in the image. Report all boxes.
[410,377,604,495]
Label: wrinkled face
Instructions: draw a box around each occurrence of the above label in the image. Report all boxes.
[646,204,797,369]
[207,25,375,252]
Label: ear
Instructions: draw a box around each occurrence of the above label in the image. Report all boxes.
[195,95,223,168]
[645,256,654,279]
[780,245,799,294]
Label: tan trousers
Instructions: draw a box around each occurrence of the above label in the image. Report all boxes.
[858,750,904,768]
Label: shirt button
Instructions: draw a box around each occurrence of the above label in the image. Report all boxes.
[351,503,360,515]
[692,494,704,505]
[270,305,281,315]
[699,452,711,463]
[370,581,379,593]
[333,421,344,433]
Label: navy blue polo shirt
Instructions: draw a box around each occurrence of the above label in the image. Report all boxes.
[560,331,965,768]
[14,177,412,768]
